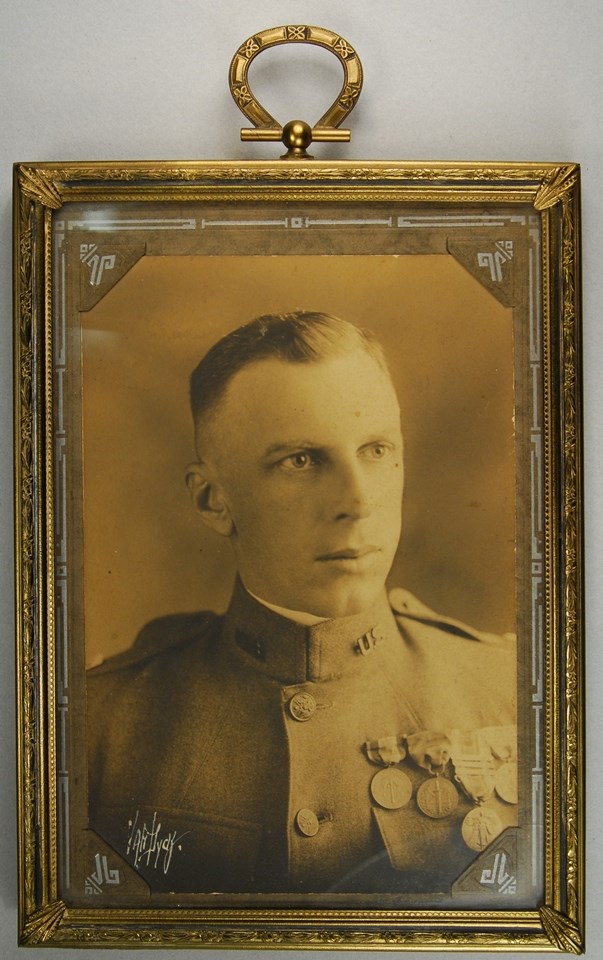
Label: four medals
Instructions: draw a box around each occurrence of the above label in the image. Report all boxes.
[365,727,517,851]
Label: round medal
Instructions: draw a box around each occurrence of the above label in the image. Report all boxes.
[416,776,458,819]
[370,767,412,810]
[461,806,503,852]
[494,762,518,805]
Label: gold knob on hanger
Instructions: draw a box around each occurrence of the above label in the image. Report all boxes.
[229,25,363,159]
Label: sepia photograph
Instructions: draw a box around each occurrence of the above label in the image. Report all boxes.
[76,241,520,900]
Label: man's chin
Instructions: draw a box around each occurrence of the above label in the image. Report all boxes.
[301,579,388,620]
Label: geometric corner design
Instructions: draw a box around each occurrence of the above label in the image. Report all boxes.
[452,828,519,897]
[447,237,515,307]
[79,243,146,311]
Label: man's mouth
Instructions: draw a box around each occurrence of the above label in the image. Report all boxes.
[316,546,381,562]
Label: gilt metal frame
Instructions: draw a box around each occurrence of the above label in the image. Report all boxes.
[14,159,583,950]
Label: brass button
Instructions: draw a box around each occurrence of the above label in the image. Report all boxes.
[295,808,320,837]
[288,692,317,722]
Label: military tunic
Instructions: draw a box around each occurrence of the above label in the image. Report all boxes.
[87,580,517,894]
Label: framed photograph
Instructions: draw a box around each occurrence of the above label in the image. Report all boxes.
[14,158,583,951]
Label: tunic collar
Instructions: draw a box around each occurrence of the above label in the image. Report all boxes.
[245,587,327,626]
[223,579,397,684]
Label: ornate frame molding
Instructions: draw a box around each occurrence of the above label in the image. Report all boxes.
[14,160,583,951]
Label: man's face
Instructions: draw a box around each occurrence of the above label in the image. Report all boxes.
[193,348,404,618]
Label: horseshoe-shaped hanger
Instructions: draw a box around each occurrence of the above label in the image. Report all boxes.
[229,25,363,159]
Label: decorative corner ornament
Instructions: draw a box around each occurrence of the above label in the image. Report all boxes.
[229,25,363,158]
[20,900,67,945]
[533,163,580,210]
[539,906,584,955]
[17,165,63,209]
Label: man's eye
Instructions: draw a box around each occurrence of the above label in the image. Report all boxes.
[361,442,392,461]
[279,451,318,471]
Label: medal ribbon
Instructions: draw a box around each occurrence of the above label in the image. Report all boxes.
[364,724,518,798]
[364,736,406,766]
[406,730,452,773]
[449,729,496,803]
[478,724,517,762]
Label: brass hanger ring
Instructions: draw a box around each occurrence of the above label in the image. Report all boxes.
[229,25,363,158]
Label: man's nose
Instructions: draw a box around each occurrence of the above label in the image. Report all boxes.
[331,460,373,521]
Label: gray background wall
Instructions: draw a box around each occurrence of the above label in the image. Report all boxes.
[1,1,601,957]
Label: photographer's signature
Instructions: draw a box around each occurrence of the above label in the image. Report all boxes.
[126,810,188,875]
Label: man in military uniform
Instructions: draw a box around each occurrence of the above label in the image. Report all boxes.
[87,311,516,895]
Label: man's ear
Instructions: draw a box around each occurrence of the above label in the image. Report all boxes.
[185,462,234,537]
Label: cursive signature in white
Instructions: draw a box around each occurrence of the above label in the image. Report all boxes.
[126,810,188,875]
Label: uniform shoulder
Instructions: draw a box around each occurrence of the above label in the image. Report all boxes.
[388,587,515,647]
[87,609,221,676]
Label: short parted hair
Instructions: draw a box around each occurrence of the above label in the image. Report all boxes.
[189,311,390,433]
